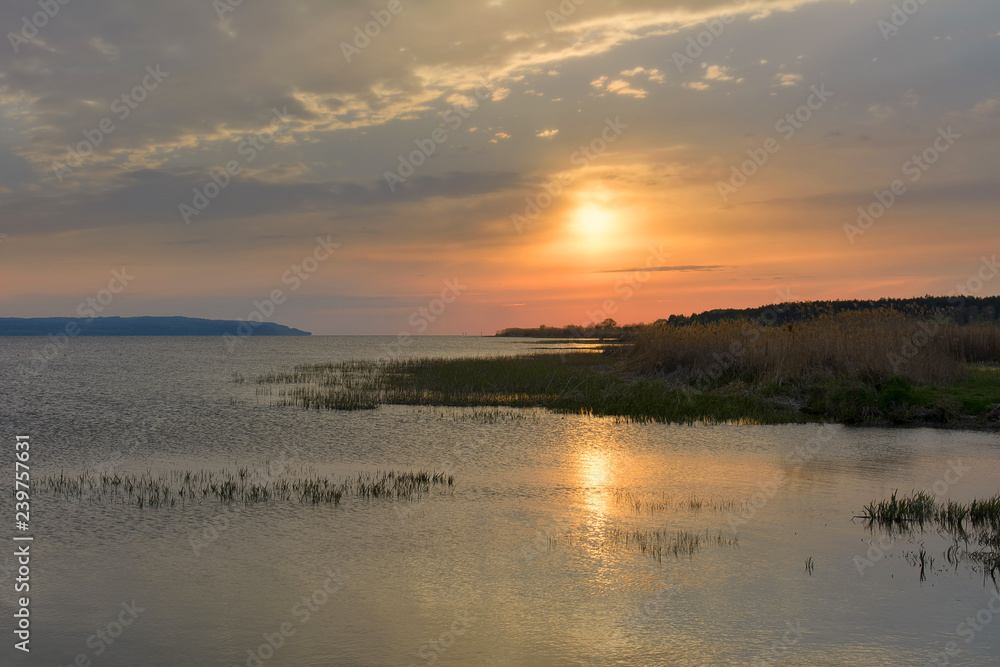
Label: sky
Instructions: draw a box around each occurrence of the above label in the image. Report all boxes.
[0,0,997,335]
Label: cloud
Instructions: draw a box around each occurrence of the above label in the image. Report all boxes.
[774,72,803,87]
[620,66,665,83]
[704,65,737,81]
[604,79,648,98]
[599,265,731,273]
[868,104,896,122]
[0,168,527,235]
[1,0,999,331]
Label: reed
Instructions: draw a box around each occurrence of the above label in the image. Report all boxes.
[244,311,1000,426]
[611,489,740,514]
[603,527,739,563]
[860,490,1000,582]
[33,467,454,508]
[626,310,1000,386]
[249,354,799,425]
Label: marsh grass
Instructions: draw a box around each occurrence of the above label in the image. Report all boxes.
[33,467,454,508]
[434,407,539,423]
[612,489,740,514]
[246,310,1000,426]
[603,527,739,563]
[860,490,1000,582]
[250,354,800,425]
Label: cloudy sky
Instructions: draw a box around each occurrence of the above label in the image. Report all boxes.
[0,0,997,334]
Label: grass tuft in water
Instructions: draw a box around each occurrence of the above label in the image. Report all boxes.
[33,468,454,508]
[603,527,739,563]
[860,490,1000,583]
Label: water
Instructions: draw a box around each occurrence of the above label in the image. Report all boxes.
[2,337,999,666]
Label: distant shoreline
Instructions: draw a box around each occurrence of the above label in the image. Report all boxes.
[0,316,310,337]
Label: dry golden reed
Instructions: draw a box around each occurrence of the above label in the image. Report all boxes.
[627,309,1000,386]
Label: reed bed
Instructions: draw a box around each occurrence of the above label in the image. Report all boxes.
[253,354,618,411]
[248,354,797,424]
[860,490,1000,581]
[611,489,740,514]
[603,527,739,563]
[33,468,454,508]
[627,310,1000,387]
[438,407,538,423]
[243,311,1000,426]
[860,490,1000,531]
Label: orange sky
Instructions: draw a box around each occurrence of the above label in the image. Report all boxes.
[1,0,998,333]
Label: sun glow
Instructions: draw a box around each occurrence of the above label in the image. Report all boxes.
[574,205,614,237]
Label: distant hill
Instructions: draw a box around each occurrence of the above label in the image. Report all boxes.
[657,296,1000,327]
[497,296,1000,337]
[0,316,311,336]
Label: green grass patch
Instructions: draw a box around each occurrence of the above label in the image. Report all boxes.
[252,354,1000,428]
[253,354,805,425]
[910,365,1000,414]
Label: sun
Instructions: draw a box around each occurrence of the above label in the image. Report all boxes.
[573,204,615,238]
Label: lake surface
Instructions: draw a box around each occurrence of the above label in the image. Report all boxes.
[2,336,999,666]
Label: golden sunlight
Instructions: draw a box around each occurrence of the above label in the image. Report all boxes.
[573,205,615,238]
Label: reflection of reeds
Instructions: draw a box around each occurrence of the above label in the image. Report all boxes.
[603,527,739,563]
[611,489,740,515]
[34,468,453,508]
